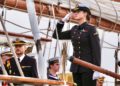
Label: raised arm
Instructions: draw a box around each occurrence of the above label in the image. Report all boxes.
[52,21,71,40]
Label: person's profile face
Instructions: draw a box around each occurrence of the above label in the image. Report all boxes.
[15,45,26,55]
[1,55,11,64]
[50,63,60,72]
[72,11,87,20]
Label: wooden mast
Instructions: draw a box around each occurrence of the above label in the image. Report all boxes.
[0,0,120,32]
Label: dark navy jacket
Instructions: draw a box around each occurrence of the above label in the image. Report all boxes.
[48,73,59,80]
[53,22,101,73]
[5,55,38,78]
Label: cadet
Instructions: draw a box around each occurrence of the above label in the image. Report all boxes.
[47,57,60,80]
[0,48,13,86]
[5,38,38,78]
[52,3,101,86]
[1,48,12,65]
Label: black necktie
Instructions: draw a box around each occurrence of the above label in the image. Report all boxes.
[18,58,20,62]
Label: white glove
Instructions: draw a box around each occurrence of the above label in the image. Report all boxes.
[92,71,100,80]
[67,56,74,62]
[62,12,72,22]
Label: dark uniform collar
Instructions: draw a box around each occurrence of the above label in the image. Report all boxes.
[48,73,59,80]
[78,22,88,30]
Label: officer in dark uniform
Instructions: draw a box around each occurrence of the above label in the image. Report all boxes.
[47,57,60,80]
[0,48,13,74]
[0,49,13,86]
[5,38,38,78]
[52,3,101,86]
[0,48,13,65]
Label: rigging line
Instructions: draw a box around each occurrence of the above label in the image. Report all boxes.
[1,6,7,24]
[110,0,118,32]
[37,0,42,24]
[0,15,24,77]
[20,29,53,34]
[6,0,19,11]
[66,0,72,58]
[3,19,31,30]
[100,30,106,48]
[61,42,68,85]
[68,0,72,12]
[43,5,51,56]
[117,34,120,73]
[0,4,28,14]
[103,40,117,47]
[20,30,52,37]
[48,42,52,59]
[47,1,62,59]
[52,2,62,57]
[14,0,19,10]
[53,2,62,58]
[37,0,44,26]
[38,0,45,25]
[39,29,53,31]
[4,0,19,11]
[48,6,55,59]
[103,46,118,49]
[3,0,7,8]
[114,33,120,86]
[94,0,102,27]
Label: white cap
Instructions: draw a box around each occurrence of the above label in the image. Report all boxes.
[0,47,11,55]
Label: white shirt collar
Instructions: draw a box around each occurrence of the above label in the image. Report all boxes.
[18,54,25,62]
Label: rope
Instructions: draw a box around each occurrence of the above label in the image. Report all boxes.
[43,5,51,56]
[48,4,56,59]
[53,2,62,58]
[4,19,30,30]
[47,1,63,59]
[14,0,19,9]
[100,30,106,48]
[37,0,42,24]
[110,0,119,32]
[38,0,44,26]
[103,40,117,47]
[1,7,7,24]
[4,0,19,11]
[114,33,120,86]
[94,0,102,27]
[65,0,72,60]
[103,46,117,49]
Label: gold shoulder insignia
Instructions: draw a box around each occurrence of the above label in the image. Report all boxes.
[21,66,32,68]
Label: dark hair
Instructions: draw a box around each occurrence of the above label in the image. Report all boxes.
[79,7,91,21]
[86,12,91,21]
[73,6,91,21]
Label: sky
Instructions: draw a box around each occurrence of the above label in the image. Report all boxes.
[0,8,120,86]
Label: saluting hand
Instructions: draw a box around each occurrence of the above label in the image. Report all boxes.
[62,12,73,22]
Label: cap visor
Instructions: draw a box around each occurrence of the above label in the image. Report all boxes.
[13,43,26,46]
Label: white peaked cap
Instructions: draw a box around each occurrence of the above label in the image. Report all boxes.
[1,47,11,54]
